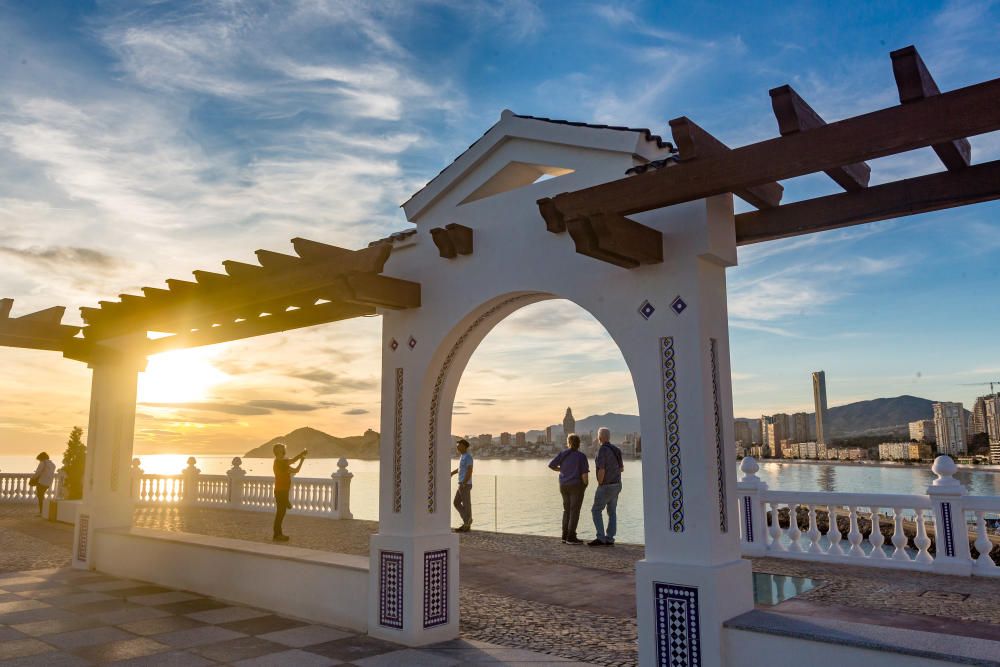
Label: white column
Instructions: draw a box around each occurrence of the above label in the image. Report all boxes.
[73,354,145,570]
[227,457,246,509]
[368,311,459,646]
[632,196,754,667]
[181,458,201,506]
[736,457,768,557]
[927,455,972,575]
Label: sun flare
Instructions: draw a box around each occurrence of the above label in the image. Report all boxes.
[137,347,228,404]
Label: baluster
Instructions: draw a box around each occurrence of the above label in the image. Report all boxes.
[868,507,887,559]
[973,511,998,572]
[827,505,845,556]
[786,504,803,553]
[891,507,909,561]
[914,509,933,564]
[806,504,822,554]
[847,506,865,557]
[768,503,784,551]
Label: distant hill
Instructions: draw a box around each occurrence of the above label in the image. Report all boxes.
[527,412,640,443]
[244,427,380,460]
[823,395,942,438]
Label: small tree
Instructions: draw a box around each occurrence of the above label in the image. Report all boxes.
[62,426,86,500]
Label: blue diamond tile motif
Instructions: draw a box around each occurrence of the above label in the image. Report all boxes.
[378,551,404,629]
[639,300,656,320]
[654,582,700,667]
[670,296,687,315]
[423,549,449,628]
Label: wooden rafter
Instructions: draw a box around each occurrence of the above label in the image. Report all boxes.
[430,223,474,259]
[565,212,662,269]
[735,158,1000,244]
[891,46,971,171]
[0,299,80,352]
[539,58,999,240]
[669,117,783,209]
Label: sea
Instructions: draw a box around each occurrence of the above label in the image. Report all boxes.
[3,454,999,545]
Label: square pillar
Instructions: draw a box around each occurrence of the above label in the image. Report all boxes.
[73,354,144,570]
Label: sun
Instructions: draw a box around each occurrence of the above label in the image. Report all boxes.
[137,346,229,404]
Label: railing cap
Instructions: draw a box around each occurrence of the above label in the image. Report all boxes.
[929,455,964,493]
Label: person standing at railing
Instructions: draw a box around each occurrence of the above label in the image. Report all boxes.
[589,427,624,547]
[272,443,306,542]
[30,452,56,517]
[549,434,589,545]
[451,439,474,533]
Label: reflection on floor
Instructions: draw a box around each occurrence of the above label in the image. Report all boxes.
[752,572,821,606]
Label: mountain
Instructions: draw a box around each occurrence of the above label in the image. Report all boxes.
[244,427,380,460]
[823,395,941,437]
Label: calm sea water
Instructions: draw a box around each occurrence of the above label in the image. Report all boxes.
[3,454,999,545]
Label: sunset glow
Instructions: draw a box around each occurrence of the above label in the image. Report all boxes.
[137,347,229,404]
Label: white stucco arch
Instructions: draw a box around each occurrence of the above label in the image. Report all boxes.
[366,111,753,666]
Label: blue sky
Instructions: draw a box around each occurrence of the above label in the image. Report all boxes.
[1,1,998,454]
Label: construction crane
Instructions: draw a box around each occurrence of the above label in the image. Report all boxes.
[959,381,1000,396]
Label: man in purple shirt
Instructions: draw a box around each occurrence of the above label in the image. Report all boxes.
[548,434,589,545]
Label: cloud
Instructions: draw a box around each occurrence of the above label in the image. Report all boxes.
[342,408,369,415]
[140,399,321,415]
[469,398,497,406]
[290,369,378,395]
[0,245,126,271]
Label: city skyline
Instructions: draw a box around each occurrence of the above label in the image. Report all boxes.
[2,2,999,455]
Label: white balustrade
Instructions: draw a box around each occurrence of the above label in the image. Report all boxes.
[0,473,38,503]
[125,457,352,520]
[737,455,1000,578]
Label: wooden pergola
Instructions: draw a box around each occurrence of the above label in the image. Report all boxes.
[538,45,1000,268]
[0,238,420,362]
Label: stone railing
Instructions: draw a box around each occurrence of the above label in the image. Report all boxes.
[132,457,353,520]
[738,455,1000,578]
[0,471,65,503]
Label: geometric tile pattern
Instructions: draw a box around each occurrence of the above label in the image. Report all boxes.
[393,367,404,514]
[0,567,552,664]
[423,549,449,628]
[654,582,701,667]
[660,336,685,533]
[639,300,656,320]
[76,514,90,564]
[743,496,755,543]
[427,293,540,512]
[941,501,955,558]
[709,338,728,533]
[379,550,404,630]
[670,295,688,316]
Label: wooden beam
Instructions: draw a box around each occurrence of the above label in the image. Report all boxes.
[669,117,783,208]
[430,227,457,258]
[429,224,474,259]
[144,301,375,354]
[0,298,12,319]
[769,85,871,191]
[566,212,662,269]
[735,158,1000,245]
[891,45,971,171]
[344,274,421,309]
[542,75,1000,224]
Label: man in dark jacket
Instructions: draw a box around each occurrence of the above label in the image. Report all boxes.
[548,434,589,545]
[589,427,624,546]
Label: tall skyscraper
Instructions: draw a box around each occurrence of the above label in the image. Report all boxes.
[987,397,1000,464]
[791,412,810,443]
[933,402,968,456]
[972,396,988,435]
[562,407,575,438]
[545,426,553,444]
[812,371,829,445]
[734,421,752,446]
[515,431,526,447]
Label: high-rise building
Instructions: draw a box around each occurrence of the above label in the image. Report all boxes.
[972,396,988,435]
[760,416,773,450]
[500,432,512,446]
[515,431,526,447]
[984,396,1000,444]
[734,421,752,446]
[765,417,787,457]
[562,407,575,438]
[909,420,936,443]
[545,426,553,444]
[933,402,967,456]
[791,412,810,443]
[477,434,493,447]
[812,371,829,445]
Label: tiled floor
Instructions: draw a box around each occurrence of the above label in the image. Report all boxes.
[0,568,594,665]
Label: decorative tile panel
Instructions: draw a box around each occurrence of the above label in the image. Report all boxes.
[941,502,955,558]
[379,551,404,629]
[427,294,540,512]
[743,496,754,543]
[423,549,449,628]
[660,337,684,533]
[393,368,404,514]
[639,300,656,320]
[77,514,90,563]
[389,338,399,351]
[670,296,687,316]
[709,338,728,533]
[408,336,418,349]
[654,582,701,667]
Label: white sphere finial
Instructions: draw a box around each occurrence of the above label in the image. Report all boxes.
[740,456,760,477]
[931,455,959,487]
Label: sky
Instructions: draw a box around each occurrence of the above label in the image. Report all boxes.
[1,0,998,456]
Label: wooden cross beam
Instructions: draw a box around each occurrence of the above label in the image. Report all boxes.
[0,299,80,352]
[430,223,474,259]
[565,212,663,269]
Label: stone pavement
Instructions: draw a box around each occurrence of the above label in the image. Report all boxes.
[0,566,596,665]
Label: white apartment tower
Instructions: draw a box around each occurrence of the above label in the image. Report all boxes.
[812,371,829,445]
[933,402,968,456]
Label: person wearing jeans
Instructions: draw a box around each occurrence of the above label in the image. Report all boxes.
[451,439,474,532]
[548,434,589,545]
[589,427,624,546]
